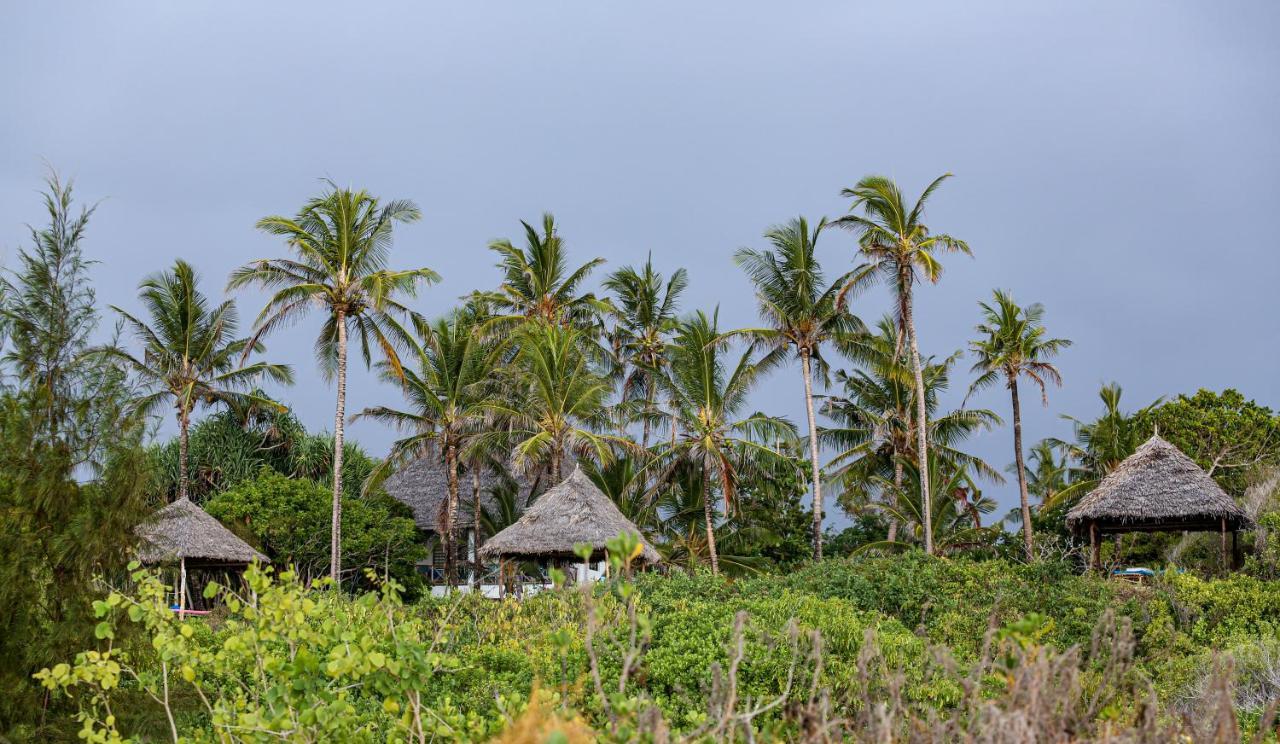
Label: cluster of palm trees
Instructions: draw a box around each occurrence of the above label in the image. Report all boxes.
[108,172,1074,582]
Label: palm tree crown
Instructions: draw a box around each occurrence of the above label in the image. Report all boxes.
[475,213,606,330]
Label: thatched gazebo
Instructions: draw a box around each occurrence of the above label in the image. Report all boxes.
[1066,435,1253,571]
[136,497,267,612]
[478,466,660,574]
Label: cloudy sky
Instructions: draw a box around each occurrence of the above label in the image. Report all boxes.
[3,2,1277,526]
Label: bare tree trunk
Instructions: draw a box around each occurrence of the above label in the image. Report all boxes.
[901,285,933,555]
[551,440,563,484]
[330,308,348,584]
[1010,378,1035,561]
[443,442,459,587]
[702,456,720,575]
[177,404,190,503]
[801,349,824,561]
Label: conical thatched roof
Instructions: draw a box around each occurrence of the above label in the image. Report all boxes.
[1066,435,1253,534]
[479,466,661,563]
[383,452,540,532]
[136,498,268,565]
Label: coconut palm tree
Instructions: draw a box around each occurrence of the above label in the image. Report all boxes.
[104,260,293,502]
[353,309,502,585]
[832,175,970,554]
[966,290,1071,561]
[478,321,624,483]
[820,317,1002,538]
[656,310,795,574]
[602,255,688,448]
[474,213,606,330]
[228,183,437,582]
[732,216,860,560]
[654,459,772,575]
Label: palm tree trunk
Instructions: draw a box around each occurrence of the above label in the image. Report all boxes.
[1010,378,1034,561]
[551,444,562,484]
[443,442,460,587]
[330,308,348,584]
[888,457,903,542]
[901,285,933,556]
[702,456,720,575]
[641,384,655,450]
[800,349,823,561]
[472,465,483,584]
[177,404,191,502]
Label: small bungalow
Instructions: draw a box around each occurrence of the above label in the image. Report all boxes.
[136,497,267,613]
[1066,435,1253,571]
[382,454,543,585]
[479,465,660,585]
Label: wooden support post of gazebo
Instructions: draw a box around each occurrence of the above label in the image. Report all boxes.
[1090,521,1100,572]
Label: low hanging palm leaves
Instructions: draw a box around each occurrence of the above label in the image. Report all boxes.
[102,260,293,502]
[966,289,1071,560]
[228,182,437,582]
[820,317,1002,523]
[853,460,999,556]
[582,455,659,531]
[833,174,971,555]
[655,309,796,575]
[655,460,773,575]
[602,255,688,447]
[354,308,502,584]
[472,213,607,331]
[732,216,861,560]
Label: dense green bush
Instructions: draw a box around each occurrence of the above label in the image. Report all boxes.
[205,468,425,592]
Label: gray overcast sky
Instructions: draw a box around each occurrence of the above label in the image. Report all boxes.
[3,2,1277,527]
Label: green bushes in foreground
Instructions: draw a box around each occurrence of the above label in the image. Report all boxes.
[34,550,1280,742]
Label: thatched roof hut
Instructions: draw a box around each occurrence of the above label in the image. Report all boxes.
[383,453,539,532]
[479,465,661,564]
[136,497,267,567]
[1066,435,1252,571]
[1066,436,1253,534]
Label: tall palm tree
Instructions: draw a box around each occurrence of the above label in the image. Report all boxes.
[105,260,293,502]
[602,255,688,448]
[474,213,606,330]
[821,317,1002,536]
[478,321,623,483]
[732,216,860,560]
[354,309,501,585]
[656,310,795,575]
[967,290,1071,560]
[228,183,437,583]
[833,175,970,555]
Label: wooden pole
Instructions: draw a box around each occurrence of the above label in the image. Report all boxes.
[1090,521,1100,573]
[1232,530,1239,571]
[179,558,188,616]
[1220,517,1229,573]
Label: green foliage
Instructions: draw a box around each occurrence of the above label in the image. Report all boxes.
[146,407,381,503]
[205,468,424,592]
[0,173,153,740]
[1138,389,1280,497]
